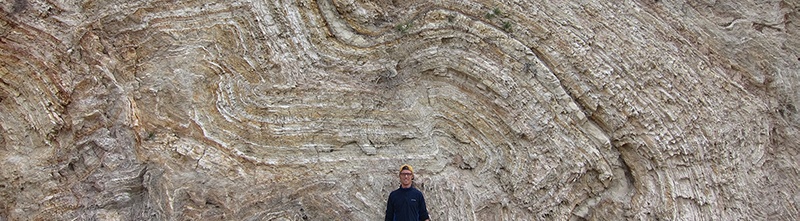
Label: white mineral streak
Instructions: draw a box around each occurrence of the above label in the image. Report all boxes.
[1,0,798,220]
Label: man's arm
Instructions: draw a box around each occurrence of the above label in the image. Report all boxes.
[385,193,394,221]
[419,192,430,221]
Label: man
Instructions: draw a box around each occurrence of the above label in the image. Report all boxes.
[385,164,430,221]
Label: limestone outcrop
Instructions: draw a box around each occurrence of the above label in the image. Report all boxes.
[1,0,798,220]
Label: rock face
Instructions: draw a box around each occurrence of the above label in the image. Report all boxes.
[1,0,798,220]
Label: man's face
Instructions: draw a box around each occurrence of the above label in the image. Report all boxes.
[399,170,413,187]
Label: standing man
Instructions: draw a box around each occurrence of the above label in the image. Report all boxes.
[385,164,430,221]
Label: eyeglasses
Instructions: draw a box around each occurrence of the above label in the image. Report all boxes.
[400,173,413,176]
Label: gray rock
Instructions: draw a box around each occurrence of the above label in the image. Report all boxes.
[0,0,798,220]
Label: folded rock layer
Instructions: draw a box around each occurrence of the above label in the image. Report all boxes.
[1,0,798,220]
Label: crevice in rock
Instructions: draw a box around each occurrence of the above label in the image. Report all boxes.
[0,124,5,150]
[617,146,637,191]
[12,0,28,14]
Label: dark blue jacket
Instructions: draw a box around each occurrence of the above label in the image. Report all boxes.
[385,186,430,221]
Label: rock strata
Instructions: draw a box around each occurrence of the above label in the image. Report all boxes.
[1,0,798,220]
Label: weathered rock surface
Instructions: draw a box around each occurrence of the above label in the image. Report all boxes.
[1,0,798,220]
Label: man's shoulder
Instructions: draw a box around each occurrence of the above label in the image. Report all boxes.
[389,187,417,193]
[390,186,424,194]
[404,187,425,196]
[388,187,403,196]
[412,187,426,197]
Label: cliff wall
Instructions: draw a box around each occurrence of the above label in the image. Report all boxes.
[1,0,798,220]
